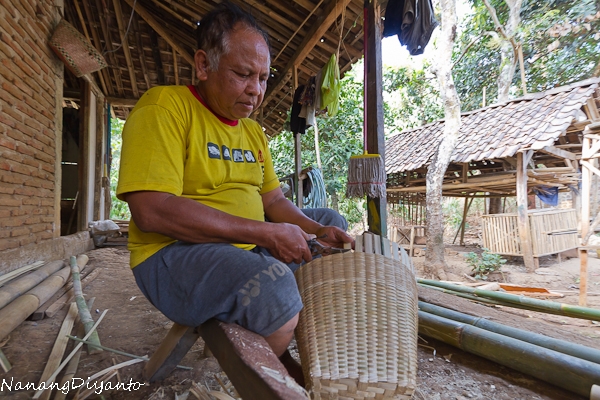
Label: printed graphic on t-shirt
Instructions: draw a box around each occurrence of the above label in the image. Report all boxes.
[244,150,256,163]
[232,149,244,162]
[222,145,231,161]
[258,150,264,163]
[207,143,221,159]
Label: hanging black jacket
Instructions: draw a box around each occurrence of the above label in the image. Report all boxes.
[383,0,438,56]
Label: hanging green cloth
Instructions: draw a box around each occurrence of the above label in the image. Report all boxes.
[320,53,340,117]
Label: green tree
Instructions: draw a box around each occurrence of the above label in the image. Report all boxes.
[453,0,600,111]
[109,118,131,220]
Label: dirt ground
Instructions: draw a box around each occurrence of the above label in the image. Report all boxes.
[1,238,600,399]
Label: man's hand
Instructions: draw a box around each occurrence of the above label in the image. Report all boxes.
[315,226,355,250]
[261,223,314,264]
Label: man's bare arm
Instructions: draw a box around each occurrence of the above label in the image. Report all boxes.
[262,188,354,249]
[125,191,313,263]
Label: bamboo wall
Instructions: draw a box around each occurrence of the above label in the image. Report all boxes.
[482,209,578,257]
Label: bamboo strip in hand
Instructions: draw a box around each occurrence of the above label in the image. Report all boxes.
[0,261,65,310]
[36,302,78,400]
[68,256,102,354]
[0,266,71,342]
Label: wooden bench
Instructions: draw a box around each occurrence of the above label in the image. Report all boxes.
[144,320,308,400]
[143,233,413,399]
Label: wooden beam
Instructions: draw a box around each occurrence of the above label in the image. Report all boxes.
[540,145,577,161]
[365,0,386,236]
[123,0,195,66]
[106,97,138,107]
[581,136,592,306]
[200,320,307,400]
[173,49,179,85]
[261,0,353,109]
[516,151,535,272]
[149,30,165,85]
[133,15,151,91]
[112,0,139,98]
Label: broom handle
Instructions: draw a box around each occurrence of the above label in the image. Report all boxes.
[363,1,368,151]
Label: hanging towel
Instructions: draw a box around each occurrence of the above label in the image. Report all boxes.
[320,54,340,117]
[383,0,438,55]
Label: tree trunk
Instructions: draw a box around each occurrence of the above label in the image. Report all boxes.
[483,0,523,103]
[425,0,461,280]
[489,197,502,214]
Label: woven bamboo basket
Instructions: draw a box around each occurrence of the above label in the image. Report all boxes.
[48,19,107,77]
[295,252,418,399]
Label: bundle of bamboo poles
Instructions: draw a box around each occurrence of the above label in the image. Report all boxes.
[417,299,600,398]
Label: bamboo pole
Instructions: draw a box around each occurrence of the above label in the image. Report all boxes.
[418,301,600,365]
[418,279,600,321]
[53,298,95,400]
[418,311,600,398]
[36,302,79,400]
[43,268,101,318]
[0,266,71,342]
[0,260,65,310]
[69,256,102,353]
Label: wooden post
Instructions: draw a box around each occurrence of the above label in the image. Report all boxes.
[365,0,387,236]
[459,197,473,246]
[580,135,592,306]
[516,151,535,271]
[292,66,303,208]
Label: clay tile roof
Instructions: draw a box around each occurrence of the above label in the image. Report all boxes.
[386,78,600,174]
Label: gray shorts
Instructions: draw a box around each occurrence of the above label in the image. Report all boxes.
[132,208,347,337]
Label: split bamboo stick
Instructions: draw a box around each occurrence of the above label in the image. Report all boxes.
[0,261,45,286]
[418,301,600,365]
[418,279,600,321]
[418,310,600,397]
[69,256,102,353]
[0,266,71,342]
[36,302,79,400]
[0,348,11,373]
[53,298,95,400]
[0,261,65,310]
[32,310,108,399]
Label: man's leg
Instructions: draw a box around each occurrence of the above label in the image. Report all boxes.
[132,241,303,355]
[301,207,348,231]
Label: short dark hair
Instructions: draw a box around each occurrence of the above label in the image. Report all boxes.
[195,2,270,71]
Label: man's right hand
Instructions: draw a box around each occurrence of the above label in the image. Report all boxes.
[260,223,314,264]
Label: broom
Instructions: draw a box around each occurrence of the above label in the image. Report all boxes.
[346,0,386,199]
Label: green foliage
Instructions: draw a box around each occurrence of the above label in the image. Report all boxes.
[465,248,507,280]
[109,118,131,220]
[453,0,600,111]
[442,198,466,231]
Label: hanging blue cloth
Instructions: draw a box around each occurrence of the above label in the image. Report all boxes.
[533,186,559,207]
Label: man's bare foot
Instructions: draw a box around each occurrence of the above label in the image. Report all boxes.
[279,350,306,388]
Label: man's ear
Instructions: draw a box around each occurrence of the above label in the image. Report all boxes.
[194,49,209,81]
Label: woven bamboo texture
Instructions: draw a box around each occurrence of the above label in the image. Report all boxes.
[295,252,418,399]
[481,209,578,257]
[48,19,107,77]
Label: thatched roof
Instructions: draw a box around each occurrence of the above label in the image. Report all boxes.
[62,0,379,137]
[386,78,600,175]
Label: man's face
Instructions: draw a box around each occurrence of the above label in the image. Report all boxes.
[198,26,270,120]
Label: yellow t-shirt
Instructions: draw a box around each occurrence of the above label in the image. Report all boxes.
[116,85,280,268]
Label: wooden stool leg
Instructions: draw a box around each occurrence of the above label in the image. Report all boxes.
[143,323,200,382]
